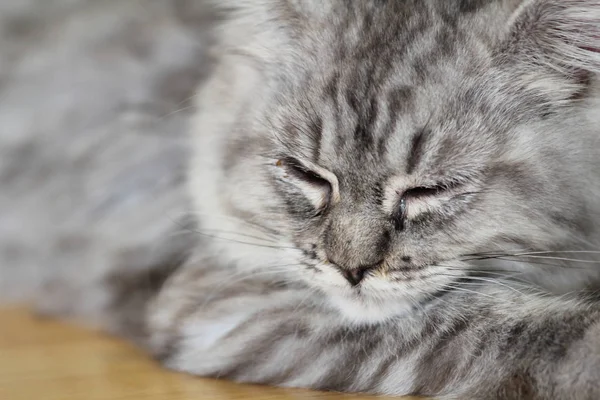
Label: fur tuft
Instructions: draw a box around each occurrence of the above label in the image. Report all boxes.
[507,0,600,77]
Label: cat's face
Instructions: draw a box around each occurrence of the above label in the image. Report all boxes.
[192,0,600,322]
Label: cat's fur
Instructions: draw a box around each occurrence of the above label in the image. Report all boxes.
[152,1,600,398]
[9,0,600,399]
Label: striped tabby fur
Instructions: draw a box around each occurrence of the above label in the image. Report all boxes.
[36,1,600,399]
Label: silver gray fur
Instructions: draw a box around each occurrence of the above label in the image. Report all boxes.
[5,1,600,399]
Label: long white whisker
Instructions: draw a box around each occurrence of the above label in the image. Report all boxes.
[439,274,529,295]
[504,255,600,264]
[439,284,513,302]
[199,268,303,308]
[194,228,279,244]
[191,211,281,239]
[188,229,300,251]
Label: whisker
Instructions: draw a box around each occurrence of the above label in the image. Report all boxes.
[199,267,304,308]
[437,273,529,296]
[159,104,195,119]
[503,255,600,264]
[189,211,282,239]
[197,228,280,244]
[156,210,288,253]
[460,255,592,269]
[289,286,320,318]
[186,229,300,251]
[465,250,600,257]
[442,268,536,287]
[442,267,524,277]
[438,284,507,302]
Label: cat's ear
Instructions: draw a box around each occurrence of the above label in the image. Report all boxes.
[207,0,329,65]
[501,0,600,98]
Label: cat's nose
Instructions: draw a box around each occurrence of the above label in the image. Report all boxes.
[336,264,377,286]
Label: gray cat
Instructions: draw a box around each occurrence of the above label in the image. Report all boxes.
[25,0,600,399]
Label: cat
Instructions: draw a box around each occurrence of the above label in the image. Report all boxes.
[26,0,600,399]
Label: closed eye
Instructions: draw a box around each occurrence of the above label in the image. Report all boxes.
[393,182,462,229]
[276,157,332,212]
[403,177,467,199]
[403,185,445,199]
[278,157,331,189]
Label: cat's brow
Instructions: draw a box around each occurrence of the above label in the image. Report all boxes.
[307,115,323,163]
[406,128,429,175]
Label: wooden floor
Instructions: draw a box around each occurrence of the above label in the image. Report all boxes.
[0,307,417,400]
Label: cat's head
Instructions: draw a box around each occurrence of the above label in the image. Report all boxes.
[191,0,600,322]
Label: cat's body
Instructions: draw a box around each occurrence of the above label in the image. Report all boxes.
[147,264,600,400]
[17,0,600,399]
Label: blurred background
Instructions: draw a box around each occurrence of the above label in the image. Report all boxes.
[0,0,214,301]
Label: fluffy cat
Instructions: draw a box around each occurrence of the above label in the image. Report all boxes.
[21,0,600,399]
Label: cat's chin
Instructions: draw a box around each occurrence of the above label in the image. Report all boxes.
[325,291,416,325]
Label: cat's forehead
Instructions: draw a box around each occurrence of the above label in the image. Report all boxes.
[267,0,525,185]
[272,56,500,185]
